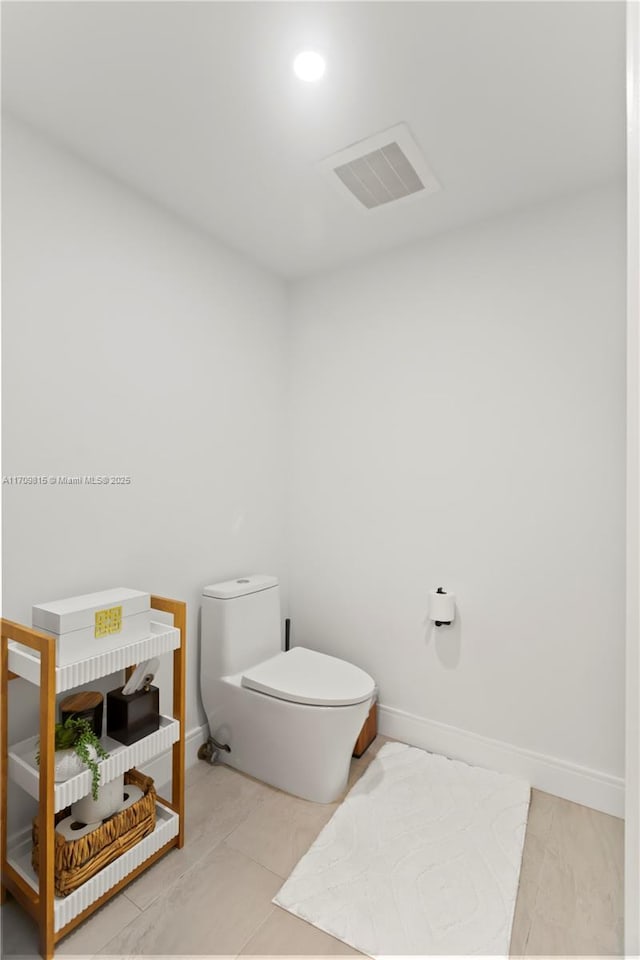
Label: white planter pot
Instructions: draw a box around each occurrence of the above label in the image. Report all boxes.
[72,774,124,823]
[53,745,98,782]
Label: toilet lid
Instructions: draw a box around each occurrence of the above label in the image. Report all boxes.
[241,647,375,707]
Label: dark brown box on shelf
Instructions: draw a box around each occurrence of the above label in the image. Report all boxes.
[106,685,160,745]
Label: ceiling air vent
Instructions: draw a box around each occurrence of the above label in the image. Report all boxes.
[319,122,441,211]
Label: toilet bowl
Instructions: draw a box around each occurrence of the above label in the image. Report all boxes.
[200,576,375,803]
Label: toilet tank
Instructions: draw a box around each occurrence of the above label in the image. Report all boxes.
[201,575,281,680]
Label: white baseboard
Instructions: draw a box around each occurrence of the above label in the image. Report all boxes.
[185,723,209,767]
[138,722,208,789]
[140,712,624,818]
[378,703,624,818]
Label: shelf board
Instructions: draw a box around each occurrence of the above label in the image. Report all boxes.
[6,801,179,933]
[7,621,180,692]
[9,716,180,812]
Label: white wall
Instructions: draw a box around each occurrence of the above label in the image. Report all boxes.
[2,117,288,752]
[287,184,626,813]
[2,116,627,821]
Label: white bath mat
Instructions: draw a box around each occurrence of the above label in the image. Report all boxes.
[274,741,530,957]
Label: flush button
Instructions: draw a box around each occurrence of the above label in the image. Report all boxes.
[237,579,250,584]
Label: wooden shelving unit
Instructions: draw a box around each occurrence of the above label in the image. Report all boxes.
[1,595,186,959]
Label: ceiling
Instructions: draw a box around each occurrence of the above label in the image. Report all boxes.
[1,1,626,279]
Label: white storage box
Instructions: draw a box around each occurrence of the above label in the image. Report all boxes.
[32,588,151,665]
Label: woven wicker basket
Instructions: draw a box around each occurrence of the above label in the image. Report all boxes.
[32,769,156,896]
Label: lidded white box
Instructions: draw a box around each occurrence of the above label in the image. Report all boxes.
[32,588,151,665]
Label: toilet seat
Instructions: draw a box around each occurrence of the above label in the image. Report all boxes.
[241,646,375,707]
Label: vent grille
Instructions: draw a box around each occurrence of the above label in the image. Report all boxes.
[334,141,425,209]
[320,123,441,212]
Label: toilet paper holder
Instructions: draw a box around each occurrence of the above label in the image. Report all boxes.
[431,586,454,627]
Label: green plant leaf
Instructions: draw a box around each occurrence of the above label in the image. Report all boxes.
[36,714,109,800]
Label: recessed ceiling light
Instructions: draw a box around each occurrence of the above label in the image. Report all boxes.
[293,51,326,83]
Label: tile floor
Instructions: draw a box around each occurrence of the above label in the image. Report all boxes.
[1,737,624,957]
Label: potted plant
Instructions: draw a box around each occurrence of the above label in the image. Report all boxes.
[38,715,108,800]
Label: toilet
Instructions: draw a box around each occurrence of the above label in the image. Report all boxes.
[200,575,375,803]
